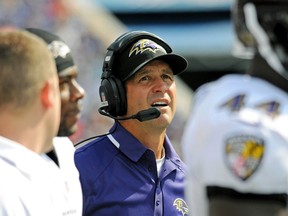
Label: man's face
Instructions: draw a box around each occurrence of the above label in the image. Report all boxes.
[57,66,85,136]
[125,60,177,128]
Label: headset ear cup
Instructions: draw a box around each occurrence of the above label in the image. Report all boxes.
[99,77,127,117]
[113,77,127,116]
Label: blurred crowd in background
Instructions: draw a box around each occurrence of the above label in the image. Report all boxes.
[0,0,192,156]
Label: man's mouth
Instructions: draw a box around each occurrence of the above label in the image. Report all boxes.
[151,101,167,107]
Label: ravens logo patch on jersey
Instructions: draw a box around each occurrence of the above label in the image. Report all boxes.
[225,134,265,180]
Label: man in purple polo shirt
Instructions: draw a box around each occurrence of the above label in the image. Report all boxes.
[75,31,189,216]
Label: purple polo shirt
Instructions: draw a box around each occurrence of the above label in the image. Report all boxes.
[75,122,189,216]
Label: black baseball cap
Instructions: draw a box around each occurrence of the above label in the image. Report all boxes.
[116,38,188,81]
[25,28,75,73]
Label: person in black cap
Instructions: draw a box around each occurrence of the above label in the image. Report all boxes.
[26,28,85,216]
[74,31,189,216]
[26,28,85,137]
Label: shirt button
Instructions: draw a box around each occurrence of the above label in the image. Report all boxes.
[156,200,160,206]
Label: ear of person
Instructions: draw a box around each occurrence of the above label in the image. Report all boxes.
[40,79,56,108]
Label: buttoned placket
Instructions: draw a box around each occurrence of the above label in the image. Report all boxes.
[141,150,165,216]
[154,178,163,216]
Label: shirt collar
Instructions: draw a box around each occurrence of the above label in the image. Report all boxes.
[108,122,146,162]
[108,122,181,163]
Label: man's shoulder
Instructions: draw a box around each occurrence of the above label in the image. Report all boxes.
[53,137,74,152]
[74,135,119,182]
[75,136,108,154]
[74,135,118,166]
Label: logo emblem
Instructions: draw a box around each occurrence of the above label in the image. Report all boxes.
[225,135,265,180]
[173,198,189,215]
[129,39,165,57]
[48,40,70,59]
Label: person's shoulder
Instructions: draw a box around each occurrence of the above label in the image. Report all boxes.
[74,135,119,180]
[75,136,107,154]
[53,137,74,152]
[199,74,246,91]
[53,136,73,145]
[194,74,250,101]
[74,135,118,163]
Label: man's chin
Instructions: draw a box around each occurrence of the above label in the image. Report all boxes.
[57,125,77,137]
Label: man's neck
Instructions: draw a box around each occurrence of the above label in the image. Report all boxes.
[120,120,166,159]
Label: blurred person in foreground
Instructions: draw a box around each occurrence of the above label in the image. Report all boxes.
[0,28,62,215]
[26,27,86,215]
[181,0,288,215]
[75,30,189,215]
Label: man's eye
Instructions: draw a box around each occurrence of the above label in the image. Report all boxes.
[139,76,149,82]
[162,74,173,80]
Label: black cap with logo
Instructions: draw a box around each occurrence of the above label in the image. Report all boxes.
[26,28,75,73]
[115,38,188,81]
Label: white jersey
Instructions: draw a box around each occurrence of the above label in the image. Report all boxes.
[181,74,288,216]
[53,137,83,216]
[0,136,82,216]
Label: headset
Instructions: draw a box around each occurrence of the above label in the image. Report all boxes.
[99,30,173,117]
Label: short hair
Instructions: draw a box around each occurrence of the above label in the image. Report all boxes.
[0,30,56,109]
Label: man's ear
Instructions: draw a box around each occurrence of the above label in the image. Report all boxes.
[40,80,54,108]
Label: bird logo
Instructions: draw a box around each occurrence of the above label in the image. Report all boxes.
[129,39,165,57]
[173,198,189,215]
[48,40,71,59]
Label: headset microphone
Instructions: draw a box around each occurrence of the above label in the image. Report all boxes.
[75,107,161,148]
[98,107,161,122]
